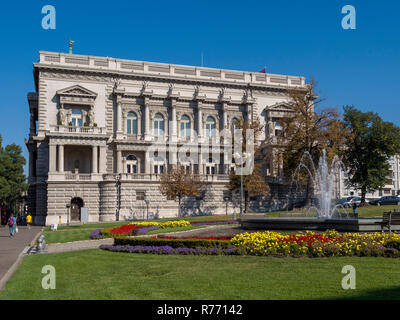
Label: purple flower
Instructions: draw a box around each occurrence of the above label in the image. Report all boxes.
[90,229,104,239]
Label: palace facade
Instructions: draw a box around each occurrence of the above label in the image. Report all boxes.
[26,51,307,225]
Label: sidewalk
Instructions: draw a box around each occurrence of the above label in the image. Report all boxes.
[0,225,42,285]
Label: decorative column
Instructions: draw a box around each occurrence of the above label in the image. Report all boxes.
[58,145,64,173]
[49,143,57,173]
[198,151,203,175]
[92,146,98,174]
[170,99,177,142]
[144,97,151,141]
[222,102,228,130]
[144,150,150,174]
[99,146,107,173]
[116,150,122,173]
[197,102,203,141]
[117,102,123,134]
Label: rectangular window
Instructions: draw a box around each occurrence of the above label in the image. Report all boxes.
[127,120,132,134]
[136,191,145,201]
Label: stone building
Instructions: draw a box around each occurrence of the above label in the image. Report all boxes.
[26,51,306,225]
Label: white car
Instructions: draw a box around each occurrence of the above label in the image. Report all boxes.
[337,196,369,208]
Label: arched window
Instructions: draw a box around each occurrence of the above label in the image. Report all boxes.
[126,155,138,174]
[71,109,82,127]
[127,112,138,135]
[180,115,191,137]
[205,116,216,138]
[153,113,165,137]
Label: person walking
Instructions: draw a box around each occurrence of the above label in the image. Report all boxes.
[352,201,358,218]
[7,214,16,237]
[26,213,32,230]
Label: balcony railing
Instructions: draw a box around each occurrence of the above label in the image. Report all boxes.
[50,125,105,134]
[65,173,92,180]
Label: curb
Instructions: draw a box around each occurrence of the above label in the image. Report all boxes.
[0,228,44,291]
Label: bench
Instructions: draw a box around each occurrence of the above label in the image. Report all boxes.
[375,211,400,232]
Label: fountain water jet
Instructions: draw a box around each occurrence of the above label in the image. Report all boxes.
[290,149,346,219]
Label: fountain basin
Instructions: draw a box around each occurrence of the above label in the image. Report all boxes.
[238,215,399,232]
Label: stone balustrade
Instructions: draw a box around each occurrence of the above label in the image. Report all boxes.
[38,51,305,88]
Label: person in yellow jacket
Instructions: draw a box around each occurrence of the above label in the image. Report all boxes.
[26,213,32,229]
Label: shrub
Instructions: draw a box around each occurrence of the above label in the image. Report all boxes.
[113,236,232,249]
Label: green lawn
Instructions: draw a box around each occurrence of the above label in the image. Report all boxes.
[43,225,207,244]
[1,249,400,300]
[255,205,400,218]
[44,215,235,232]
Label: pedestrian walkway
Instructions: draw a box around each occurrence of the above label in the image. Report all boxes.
[0,225,42,286]
[45,238,114,254]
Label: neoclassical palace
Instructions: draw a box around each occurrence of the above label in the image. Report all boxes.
[26,51,307,225]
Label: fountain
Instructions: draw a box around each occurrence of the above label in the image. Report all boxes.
[289,149,348,219]
[239,150,397,232]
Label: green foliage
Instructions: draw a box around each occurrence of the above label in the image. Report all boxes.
[0,135,27,206]
[342,106,400,202]
[114,236,232,249]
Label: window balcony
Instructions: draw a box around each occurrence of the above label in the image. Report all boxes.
[50,125,106,134]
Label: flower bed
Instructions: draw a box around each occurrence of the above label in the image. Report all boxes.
[100,229,400,258]
[231,230,400,257]
[90,219,237,239]
[100,244,237,255]
[113,236,232,249]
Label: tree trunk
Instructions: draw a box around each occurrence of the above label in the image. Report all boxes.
[178,197,181,217]
[361,186,367,206]
[304,176,314,208]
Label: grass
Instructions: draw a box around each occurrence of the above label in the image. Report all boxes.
[43,225,207,244]
[1,249,400,300]
[253,205,400,218]
[44,215,235,232]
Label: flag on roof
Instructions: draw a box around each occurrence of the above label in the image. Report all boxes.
[259,67,266,73]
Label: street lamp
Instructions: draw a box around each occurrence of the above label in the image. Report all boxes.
[233,152,249,217]
[66,203,71,226]
[115,174,121,221]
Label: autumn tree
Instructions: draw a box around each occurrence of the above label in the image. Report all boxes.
[228,116,269,214]
[279,79,348,205]
[342,105,400,204]
[159,165,204,217]
[0,135,27,210]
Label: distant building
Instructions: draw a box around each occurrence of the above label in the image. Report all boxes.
[336,155,400,199]
[26,51,307,225]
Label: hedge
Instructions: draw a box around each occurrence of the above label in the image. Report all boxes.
[113,236,232,249]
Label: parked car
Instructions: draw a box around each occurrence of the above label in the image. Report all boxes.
[369,196,400,206]
[337,196,369,208]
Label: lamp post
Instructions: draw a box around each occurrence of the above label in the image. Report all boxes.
[233,152,248,218]
[66,203,71,226]
[115,174,121,221]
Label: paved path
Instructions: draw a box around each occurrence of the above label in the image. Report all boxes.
[0,225,42,286]
[45,238,114,254]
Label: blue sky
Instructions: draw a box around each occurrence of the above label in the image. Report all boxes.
[0,0,399,173]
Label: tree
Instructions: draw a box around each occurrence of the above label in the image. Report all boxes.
[280,79,348,205]
[228,116,269,214]
[342,105,400,204]
[0,135,27,210]
[159,166,204,217]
